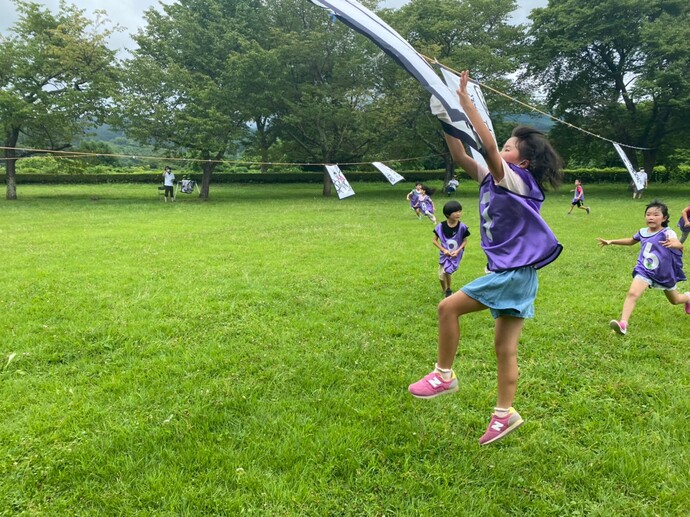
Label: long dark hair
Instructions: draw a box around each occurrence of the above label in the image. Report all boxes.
[512,126,563,190]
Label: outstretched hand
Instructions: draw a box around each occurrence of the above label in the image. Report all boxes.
[456,70,470,102]
[597,238,610,247]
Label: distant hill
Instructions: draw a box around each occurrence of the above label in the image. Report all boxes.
[90,124,126,142]
[504,113,555,132]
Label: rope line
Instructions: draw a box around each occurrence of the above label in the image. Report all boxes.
[422,54,653,151]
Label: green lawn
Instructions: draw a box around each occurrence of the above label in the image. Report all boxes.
[1,181,689,515]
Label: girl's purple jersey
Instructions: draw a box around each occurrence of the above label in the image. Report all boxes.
[478,163,562,272]
[434,222,469,274]
[409,190,420,208]
[632,227,686,288]
[418,195,434,214]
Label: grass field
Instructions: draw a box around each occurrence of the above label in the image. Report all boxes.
[1,181,689,515]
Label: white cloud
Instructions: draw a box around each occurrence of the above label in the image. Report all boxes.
[0,0,174,56]
[0,0,547,55]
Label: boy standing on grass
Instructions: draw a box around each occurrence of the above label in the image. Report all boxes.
[162,166,175,202]
[433,200,470,298]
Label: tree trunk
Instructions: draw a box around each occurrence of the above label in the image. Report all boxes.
[444,155,455,189]
[4,128,20,200]
[200,161,213,201]
[642,149,658,180]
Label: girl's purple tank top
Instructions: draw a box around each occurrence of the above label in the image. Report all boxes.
[632,228,686,287]
[478,163,562,272]
[419,196,434,213]
[409,190,420,207]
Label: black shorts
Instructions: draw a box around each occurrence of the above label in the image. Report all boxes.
[164,186,174,197]
[571,199,583,207]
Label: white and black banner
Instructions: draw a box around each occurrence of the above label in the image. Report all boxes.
[325,164,356,199]
[613,143,645,190]
[310,0,483,153]
[439,68,496,168]
[371,161,404,185]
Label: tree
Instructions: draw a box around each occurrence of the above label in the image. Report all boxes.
[0,0,118,199]
[118,0,258,200]
[268,0,384,195]
[525,0,690,171]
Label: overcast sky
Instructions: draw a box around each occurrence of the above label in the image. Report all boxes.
[0,0,547,56]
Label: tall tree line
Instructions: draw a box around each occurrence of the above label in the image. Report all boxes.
[1,0,689,200]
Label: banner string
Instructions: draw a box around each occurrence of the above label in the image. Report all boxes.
[422,54,653,151]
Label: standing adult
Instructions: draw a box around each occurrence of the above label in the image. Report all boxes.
[633,167,648,199]
[162,166,175,202]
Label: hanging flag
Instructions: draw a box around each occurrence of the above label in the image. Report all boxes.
[372,162,404,185]
[438,68,496,168]
[325,164,355,199]
[309,0,482,153]
[613,143,645,190]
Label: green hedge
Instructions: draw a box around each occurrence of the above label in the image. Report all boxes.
[1,167,688,185]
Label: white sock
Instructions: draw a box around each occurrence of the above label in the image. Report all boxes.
[434,363,453,381]
[494,407,510,417]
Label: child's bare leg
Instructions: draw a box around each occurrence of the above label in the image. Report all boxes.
[439,273,450,292]
[439,274,449,292]
[436,292,486,370]
[663,290,690,305]
[494,316,525,409]
[620,278,649,322]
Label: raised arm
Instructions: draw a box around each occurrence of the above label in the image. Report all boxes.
[457,71,503,182]
[443,133,480,182]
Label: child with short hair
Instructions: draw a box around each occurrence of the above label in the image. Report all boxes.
[434,201,470,298]
[677,204,690,244]
[406,182,423,219]
[409,70,564,446]
[567,179,590,215]
[598,200,690,334]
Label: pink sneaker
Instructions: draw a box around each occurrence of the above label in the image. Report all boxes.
[479,408,524,446]
[609,319,627,335]
[408,371,458,399]
[685,293,690,315]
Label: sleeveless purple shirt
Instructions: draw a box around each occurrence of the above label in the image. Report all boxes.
[478,164,562,272]
[434,222,469,274]
[419,195,434,214]
[632,228,686,287]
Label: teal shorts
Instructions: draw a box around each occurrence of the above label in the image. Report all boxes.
[461,267,538,319]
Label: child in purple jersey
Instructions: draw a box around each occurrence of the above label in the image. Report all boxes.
[406,182,423,219]
[409,70,564,446]
[433,200,470,298]
[567,179,590,215]
[678,205,690,244]
[598,200,690,334]
[416,185,437,223]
